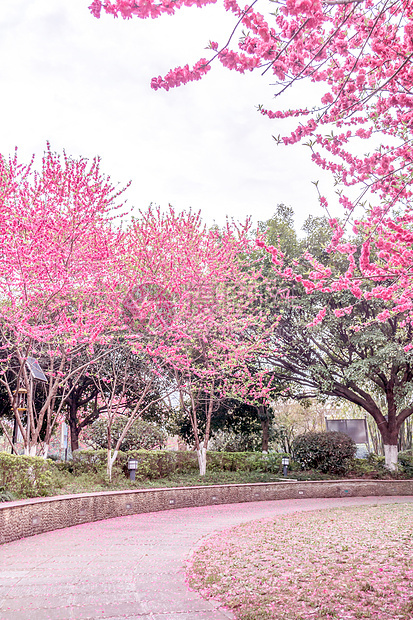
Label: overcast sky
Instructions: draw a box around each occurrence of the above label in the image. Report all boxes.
[0,0,339,231]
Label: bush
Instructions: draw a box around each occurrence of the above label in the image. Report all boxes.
[398,450,413,475]
[292,431,356,474]
[366,452,385,467]
[346,457,386,478]
[124,449,178,479]
[207,451,294,475]
[0,486,16,502]
[0,453,55,498]
[175,451,199,474]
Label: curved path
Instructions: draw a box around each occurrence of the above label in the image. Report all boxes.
[1,495,413,620]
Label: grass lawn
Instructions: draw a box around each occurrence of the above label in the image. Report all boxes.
[187,504,413,620]
[53,470,300,496]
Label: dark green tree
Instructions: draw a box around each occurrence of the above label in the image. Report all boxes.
[256,215,413,470]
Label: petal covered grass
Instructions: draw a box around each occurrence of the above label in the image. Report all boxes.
[187,504,413,620]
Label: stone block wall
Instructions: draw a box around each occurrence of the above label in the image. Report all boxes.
[1,479,413,545]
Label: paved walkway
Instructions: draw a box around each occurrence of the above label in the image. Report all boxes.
[1,495,413,620]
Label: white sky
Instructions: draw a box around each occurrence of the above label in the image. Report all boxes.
[0,0,339,231]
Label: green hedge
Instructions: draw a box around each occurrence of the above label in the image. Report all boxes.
[0,453,54,499]
[127,450,290,478]
[70,449,287,479]
[0,449,291,499]
[71,449,108,474]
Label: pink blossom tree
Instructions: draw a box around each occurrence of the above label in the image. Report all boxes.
[0,145,273,468]
[0,145,130,456]
[123,207,275,474]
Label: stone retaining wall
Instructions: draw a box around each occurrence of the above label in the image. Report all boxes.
[1,479,413,545]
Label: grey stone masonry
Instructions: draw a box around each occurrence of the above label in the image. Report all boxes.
[1,479,413,545]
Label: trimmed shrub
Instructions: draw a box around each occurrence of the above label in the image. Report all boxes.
[207,451,288,474]
[45,448,301,485]
[175,451,199,474]
[69,449,290,480]
[124,449,178,480]
[0,453,54,498]
[292,431,356,474]
[72,449,108,475]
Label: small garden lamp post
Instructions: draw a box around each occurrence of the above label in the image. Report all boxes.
[128,458,138,481]
[282,455,290,478]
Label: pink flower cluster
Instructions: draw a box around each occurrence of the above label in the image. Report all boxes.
[306,306,326,328]
[91,0,217,19]
[285,0,322,19]
[151,59,211,90]
[333,306,353,318]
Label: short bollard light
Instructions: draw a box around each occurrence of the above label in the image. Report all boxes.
[128,458,138,481]
[282,456,290,478]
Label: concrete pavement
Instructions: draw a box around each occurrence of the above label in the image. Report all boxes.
[1,495,413,620]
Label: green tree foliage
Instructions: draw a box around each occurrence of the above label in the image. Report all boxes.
[258,204,300,262]
[87,417,167,452]
[208,430,262,452]
[256,213,413,469]
[174,392,276,452]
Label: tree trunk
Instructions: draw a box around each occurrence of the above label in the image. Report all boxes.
[383,444,398,471]
[67,401,80,452]
[107,449,118,482]
[65,383,99,453]
[70,423,80,452]
[258,404,270,453]
[261,418,269,452]
[25,444,37,456]
[198,381,215,476]
[197,446,207,476]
